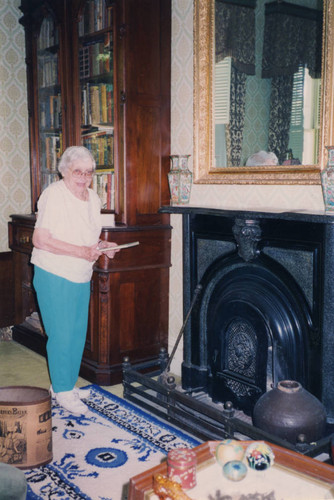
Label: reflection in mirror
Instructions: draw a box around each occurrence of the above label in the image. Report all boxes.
[214,0,323,168]
[193,0,334,185]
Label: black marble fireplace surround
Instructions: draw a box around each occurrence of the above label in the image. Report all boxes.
[164,206,334,423]
[123,205,334,454]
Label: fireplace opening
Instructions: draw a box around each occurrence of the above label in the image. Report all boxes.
[197,253,313,415]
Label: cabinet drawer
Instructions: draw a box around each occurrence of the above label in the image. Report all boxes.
[9,223,34,253]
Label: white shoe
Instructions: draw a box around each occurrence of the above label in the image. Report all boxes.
[50,385,91,400]
[54,390,88,415]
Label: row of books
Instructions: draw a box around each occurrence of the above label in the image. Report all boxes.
[92,170,115,210]
[78,0,113,36]
[40,133,63,172]
[81,83,113,126]
[82,131,114,168]
[39,93,62,130]
[38,54,59,88]
[79,36,113,79]
[41,172,61,192]
[38,16,59,50]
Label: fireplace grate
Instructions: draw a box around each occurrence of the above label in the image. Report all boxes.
[122,356,333,460]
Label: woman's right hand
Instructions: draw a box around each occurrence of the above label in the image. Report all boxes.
[80,244,102,262]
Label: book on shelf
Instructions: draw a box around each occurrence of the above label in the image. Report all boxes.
[42,132,63,172]
[39,93,62,130]
[90,85,100,124]
[83,131,113,168]
[81,84,90,124]
[38,54,59,88]
[81,82,113,127]
[91,123,114,132]
[107,89,113,123]
[93,169,114,210]
[38,16,59,50]
[41,171,60,191]
[78,0,113,36]
[100,84,107,123]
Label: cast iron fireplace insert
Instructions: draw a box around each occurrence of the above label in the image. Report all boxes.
[123,206,334,457]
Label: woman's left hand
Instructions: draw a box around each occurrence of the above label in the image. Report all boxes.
[97,241,120,259]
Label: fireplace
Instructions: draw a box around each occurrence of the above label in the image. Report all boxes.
[181,211,324,417]
[123,206,334,455]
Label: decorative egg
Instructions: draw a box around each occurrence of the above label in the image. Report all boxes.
[222,460,248,481]
[245,441,275,471]
[216,439,245,466]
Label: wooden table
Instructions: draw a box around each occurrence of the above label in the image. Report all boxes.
[128,441,334,499]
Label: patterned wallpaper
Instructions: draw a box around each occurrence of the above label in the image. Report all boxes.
[0,1,326,368]
[0,0,30,252]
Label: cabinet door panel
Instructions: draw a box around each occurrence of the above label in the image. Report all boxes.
[83,256,169,385]
[125,0,162,96]
[124,0,171,225]
[0,252,14,328]
[119,269,169,352]
[133,106,163,214]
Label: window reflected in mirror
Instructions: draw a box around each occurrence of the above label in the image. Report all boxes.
[214,0,323,169]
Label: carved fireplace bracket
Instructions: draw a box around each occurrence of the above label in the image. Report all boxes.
[232,218,262,262]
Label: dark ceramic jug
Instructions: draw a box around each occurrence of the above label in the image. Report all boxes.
[252,380,327,444]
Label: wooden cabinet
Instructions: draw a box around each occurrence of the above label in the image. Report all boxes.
[0,252,14,329]
[8,215,47,356]
[9,0,171,385]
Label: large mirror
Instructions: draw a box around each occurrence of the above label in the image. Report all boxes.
[193,0,334,184]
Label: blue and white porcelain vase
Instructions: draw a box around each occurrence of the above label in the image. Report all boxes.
[168,155,192,205]
[321,146,334,212]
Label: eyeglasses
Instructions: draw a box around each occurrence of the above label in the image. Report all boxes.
[71,169,94,179]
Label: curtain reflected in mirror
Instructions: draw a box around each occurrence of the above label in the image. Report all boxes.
[214,0,323,169]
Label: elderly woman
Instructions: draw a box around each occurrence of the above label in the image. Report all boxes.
[31,146,118,415]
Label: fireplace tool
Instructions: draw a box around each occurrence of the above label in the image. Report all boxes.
[158,283,202,391]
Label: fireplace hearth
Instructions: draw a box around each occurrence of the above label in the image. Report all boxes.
[123,206,334,456]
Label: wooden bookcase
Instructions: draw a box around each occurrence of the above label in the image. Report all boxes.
[9,0,171,385]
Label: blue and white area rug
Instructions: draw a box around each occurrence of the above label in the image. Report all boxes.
[25,385,201,499]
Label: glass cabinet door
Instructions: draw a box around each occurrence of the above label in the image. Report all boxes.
[37,14,63,192]
[78,0,115,211]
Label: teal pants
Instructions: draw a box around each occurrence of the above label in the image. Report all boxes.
[33,266,90,393]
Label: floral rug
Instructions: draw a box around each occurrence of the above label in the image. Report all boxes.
[25,385,201,499]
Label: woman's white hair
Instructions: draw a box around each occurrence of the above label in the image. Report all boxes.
[58,146,96,175]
